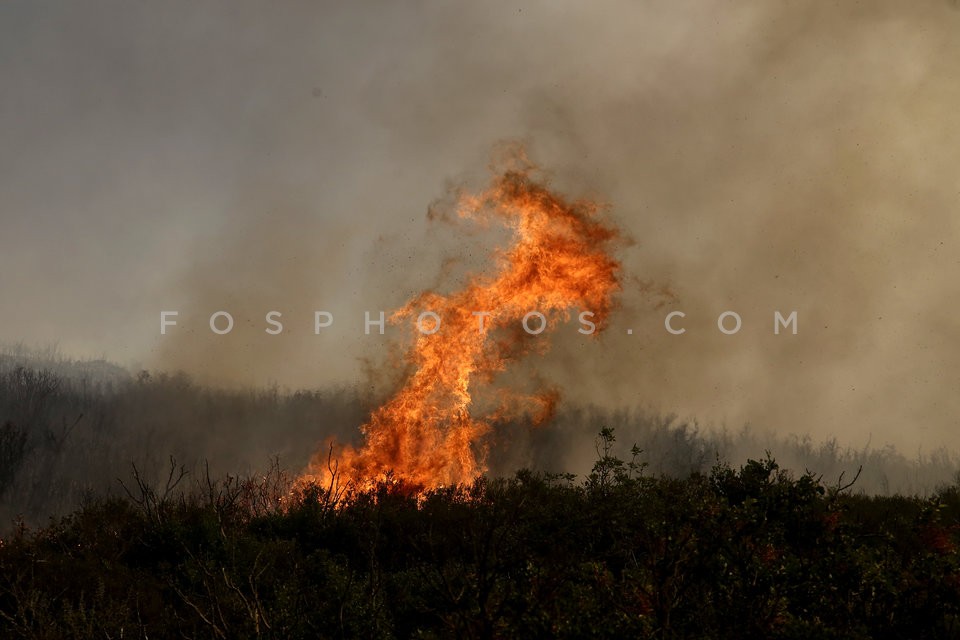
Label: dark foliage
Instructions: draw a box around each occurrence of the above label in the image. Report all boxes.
[0,358,369,526]
[2,429,959,639]
[2,356,957,533]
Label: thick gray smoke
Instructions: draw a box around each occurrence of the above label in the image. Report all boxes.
[1,1,958,457]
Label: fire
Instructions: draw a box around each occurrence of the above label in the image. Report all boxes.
[297,148,622,494]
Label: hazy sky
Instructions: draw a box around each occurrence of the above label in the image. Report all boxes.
[1,0,958,451]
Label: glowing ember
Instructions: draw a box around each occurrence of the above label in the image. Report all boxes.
[297,148,621,493]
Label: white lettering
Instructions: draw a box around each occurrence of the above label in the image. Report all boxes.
[717,311,742,335]
[365,311,385,335]
[210,311,234,335]
[522,311,547,335]
[160,311,178,335]
[265,311,283,335]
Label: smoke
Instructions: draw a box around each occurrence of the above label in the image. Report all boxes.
[2,1,958,455]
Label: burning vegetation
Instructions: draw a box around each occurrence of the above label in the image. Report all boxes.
[298,149,622,493]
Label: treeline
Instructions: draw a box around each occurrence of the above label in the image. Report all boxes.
[1,429,959,638]
[0,352,367,526]
[1,349,959,528]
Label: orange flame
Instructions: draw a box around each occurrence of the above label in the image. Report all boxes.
[298,149,621,493]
